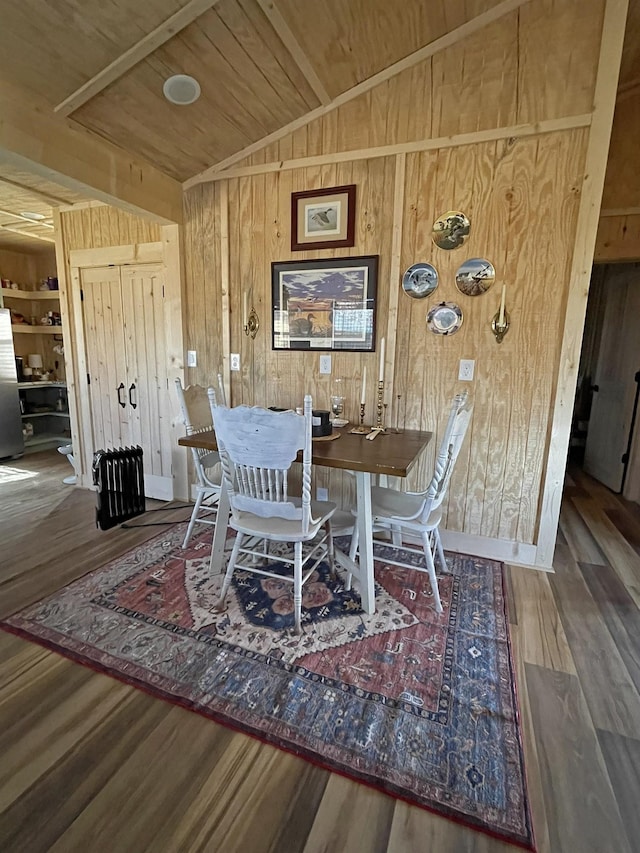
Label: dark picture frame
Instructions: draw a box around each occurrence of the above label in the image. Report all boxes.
[272,255,378,352]
[291,185,356,251]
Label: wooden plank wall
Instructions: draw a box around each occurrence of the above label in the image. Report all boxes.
[183,0,605,549]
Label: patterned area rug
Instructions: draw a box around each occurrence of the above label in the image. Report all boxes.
[1,525,534,850]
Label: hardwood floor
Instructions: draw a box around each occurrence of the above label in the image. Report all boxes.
[1,452,639,852]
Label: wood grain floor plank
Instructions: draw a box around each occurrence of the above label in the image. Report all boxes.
[507,566,576,673]
[596,728,640,853]
[525,664,632,853]
[578,560,640,695]
[160,741,328,853]
[507,625,551,853]
[0,688,170,853]
[572,497,640,608]
[387,800,518,852]
[302,775,394,853]
[0,665,134,812]
[558,498,607,565]
[605,507,640,557]
[550,542,640,738]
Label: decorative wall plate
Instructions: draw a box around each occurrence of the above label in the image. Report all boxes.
[455,258,495,296]
[427,302,463,336]
[402,262,438,298]
[432,210,470,250]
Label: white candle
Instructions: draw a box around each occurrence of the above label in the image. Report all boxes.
[243,291,248,326]
[360,366,367,405]
[378,337,385,383]
[499,285,506,327]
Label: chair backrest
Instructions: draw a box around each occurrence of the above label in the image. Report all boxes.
[419,390,473,523]
[209,393,314,532]
[175,377,224,483]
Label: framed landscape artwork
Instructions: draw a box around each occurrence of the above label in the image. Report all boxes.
[272,256,378,352]
[291,185,356,251]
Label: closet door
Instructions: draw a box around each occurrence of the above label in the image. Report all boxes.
[81,263,173,500]
[81,266,130,451]
[121,263,173,499]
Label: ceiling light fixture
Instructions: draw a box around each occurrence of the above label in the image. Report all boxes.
[163,74,201,106]
[19,211,46,221]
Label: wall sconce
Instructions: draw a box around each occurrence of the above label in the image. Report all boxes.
[491,284,510,344]
[243,290,259,339]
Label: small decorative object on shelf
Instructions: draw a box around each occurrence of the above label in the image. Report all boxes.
[350,367,370,433]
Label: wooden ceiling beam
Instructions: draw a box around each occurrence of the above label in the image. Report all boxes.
[186,0,533,187]
[255,0,331,105]
[0,175,70,207]
[55,0,222,117]
[1,81,183,224]
[0,224,55,243]
[0,209,53,227]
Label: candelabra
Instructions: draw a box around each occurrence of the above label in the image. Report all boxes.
[350,402,370,434]
[375,380,386,431]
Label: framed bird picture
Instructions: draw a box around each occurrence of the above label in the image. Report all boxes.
[271,255,378,352]
[290,185,356,251]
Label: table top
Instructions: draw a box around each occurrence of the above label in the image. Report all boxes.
[179,424,432,478]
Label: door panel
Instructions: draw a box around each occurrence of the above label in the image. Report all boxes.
[81,266,128,452]
[120,264,171,499]
[584,267,640,491]
[81,263,173,501]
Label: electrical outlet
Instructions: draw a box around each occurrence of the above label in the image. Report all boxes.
[316,487,329,501]
[319,355,332,375]
[187,350,197,367]
[458,359,475,381]
[230,353,240,371]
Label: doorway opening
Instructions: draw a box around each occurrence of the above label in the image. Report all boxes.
[571,262,640,503]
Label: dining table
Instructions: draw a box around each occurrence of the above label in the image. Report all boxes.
[178,424,433,614]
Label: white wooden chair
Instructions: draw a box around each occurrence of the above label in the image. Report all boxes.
[175,375,226,548]
[208,393,337,634]
[347,391,473,613]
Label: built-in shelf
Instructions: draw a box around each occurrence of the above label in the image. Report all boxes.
[18,381,66,388]
[12,325,61,335]
[21,411,69,419]
[2,288,60,300]
[24,434,70,448]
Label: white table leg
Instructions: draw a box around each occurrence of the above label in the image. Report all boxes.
[209,486,230,574]
[355,470,375,614]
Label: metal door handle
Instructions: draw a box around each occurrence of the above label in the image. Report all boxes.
[128,383,137,409]
[117,382,126,408]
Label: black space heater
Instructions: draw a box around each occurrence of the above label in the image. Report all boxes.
[92,446,145,530]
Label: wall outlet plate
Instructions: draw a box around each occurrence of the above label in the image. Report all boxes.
[319,355,331,374]
[459,359,475,381]
[316,487,329,501]
[187,350,197,367]
[230,353,240,371]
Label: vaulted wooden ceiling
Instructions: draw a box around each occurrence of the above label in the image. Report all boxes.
[0,0,639,251]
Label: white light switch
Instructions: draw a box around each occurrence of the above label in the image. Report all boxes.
[319,355,332,374]
[458,359,475,381]
[187,350,197,367]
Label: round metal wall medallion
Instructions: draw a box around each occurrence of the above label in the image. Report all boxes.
[402,262,439,298]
